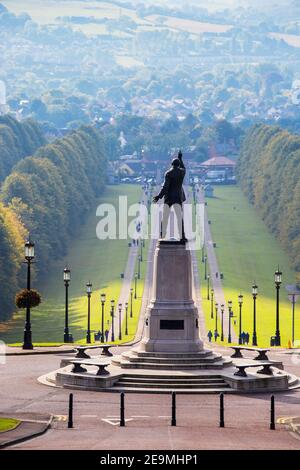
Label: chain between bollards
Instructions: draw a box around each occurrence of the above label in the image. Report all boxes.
[120,392,125,427]
[219,393,225,428]
[171,391,176,426]
[270,395,275,430]
[68,393,73,429]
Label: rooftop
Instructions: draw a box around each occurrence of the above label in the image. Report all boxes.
[201,156,236,167]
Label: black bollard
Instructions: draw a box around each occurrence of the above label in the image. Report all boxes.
[68,393,73,429]
[120,392,125,427]
[171,392,176,427]
[270,395,275,430]
[219,393,225,428]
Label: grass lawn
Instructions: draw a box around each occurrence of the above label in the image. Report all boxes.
[118,237,150,343]
[0,184,144,345]
[199,186,298,348]
[0,418,20,433]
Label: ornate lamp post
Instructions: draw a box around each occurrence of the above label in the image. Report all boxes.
[210,288,214,319]
[207,274,210,300]
[125,302,129,336]
[134,272,138,299]
[288,292,299,347]
[220,304,224,342]
[228,300,233,343]
[130,288,133,318]
[63,266,71,343]
[215,302,219,338]
[274,269,282,346]
[111,299,115,342]
[140,239,143,262]
[252,284,258,346]
[138,254,141,279]
[238,294,243,345]
[204,255,207,280]
[86,281,92,344]
[23,239,35,350]
[201,246,205,263]
[100,293,106,343]
[118,303,122,341]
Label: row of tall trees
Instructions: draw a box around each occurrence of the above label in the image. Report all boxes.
[0,120,107,320]
[0,202,27,320]
[0,115,45,181]
[237,124,300,279]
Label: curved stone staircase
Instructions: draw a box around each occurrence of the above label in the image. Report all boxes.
[112,348,232,371]
[112,372,231,393]
[109,348,233,392]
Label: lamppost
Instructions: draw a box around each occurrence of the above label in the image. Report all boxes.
[228,300,233,343]
[118,303,122,341]
[100,293,106,343]
[210,288,214,319]
[252,284,258,346]
[204,255,207,280]
[238,294,243,345]
[138,254,141,279]
[140,239,143,262]
[125,302,129,335]
[289,294,296,347]
[215,302,219,338]
[207,274,210,300]
[86,281,92,344]
[288,292,299,347]
[201,246,205,263]
[63,266,71,343]
[220,304,224,342]
[130,288,133,318]
[23,239,35,350]
[274,269,282,346]
[134,272,138,299]
[111,299,115,342]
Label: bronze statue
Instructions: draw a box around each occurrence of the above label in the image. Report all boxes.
[153,151,186,242]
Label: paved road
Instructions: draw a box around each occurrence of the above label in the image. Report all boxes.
[1,350,300,450]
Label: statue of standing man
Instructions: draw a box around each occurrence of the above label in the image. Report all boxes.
[153,151,187,242]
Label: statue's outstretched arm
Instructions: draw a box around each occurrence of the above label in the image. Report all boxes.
[178,151,185,170]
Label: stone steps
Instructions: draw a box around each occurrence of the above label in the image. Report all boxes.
[123,356,223,364]
[118,376,225,384]
[114,372,231,391]
[112,359,231,370]
[130,350,213,358]
[116,381,230,390]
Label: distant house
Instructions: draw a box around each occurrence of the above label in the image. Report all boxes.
[200,156,236,184]
[119,162,138,176]
[200,156,236,172]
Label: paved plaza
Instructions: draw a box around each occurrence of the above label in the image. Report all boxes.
[1,345,300,450]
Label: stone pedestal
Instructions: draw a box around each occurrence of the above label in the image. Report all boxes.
[140,240,203,353]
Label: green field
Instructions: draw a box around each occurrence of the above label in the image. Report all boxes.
[199,186,298,348]
[3,0,234,38]
[0,418,20,433]
[0,184,144,344]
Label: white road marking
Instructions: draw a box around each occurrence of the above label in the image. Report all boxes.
[102,418,133,426]
[80,415,98,418]
[131,415,150,418]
